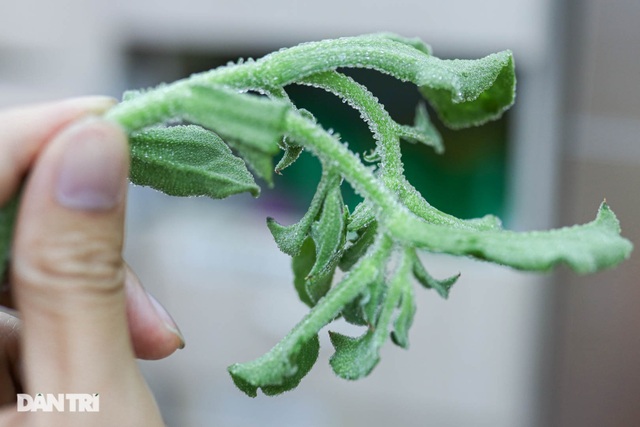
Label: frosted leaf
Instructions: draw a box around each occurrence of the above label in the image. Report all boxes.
[390,279,417,349]
[417,51,516,129]
[229,236,393,396]
[329,248,411,379]
[267,170,340,256]
[129,125,260,198]
[306,185,347,303]
[393,202,632,274]
[274,138,303,173]
[229,334,320,397]
[398,103,444,154]
[341,272,386,326]
[292,237,331,307]
[339,221,377,271]
[410,251,459,299]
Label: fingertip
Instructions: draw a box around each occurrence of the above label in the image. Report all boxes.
[56,96,118,115]
[125,268,185,360]
[148,293,186,351]
[0,96,120,205]
[53,117,129,212]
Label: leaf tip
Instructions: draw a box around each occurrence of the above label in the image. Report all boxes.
[596,200,619,230]
[228,364,259,398]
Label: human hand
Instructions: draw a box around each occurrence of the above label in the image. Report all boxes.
[0,97,184,425]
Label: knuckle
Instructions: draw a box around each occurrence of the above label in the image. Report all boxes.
[14,229,124,296]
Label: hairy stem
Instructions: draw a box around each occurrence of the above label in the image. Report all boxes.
[288,233,392,342]
[192,35,437,90]
[283,111,400,220]
[298,71,494,230]
[105,34,487,131]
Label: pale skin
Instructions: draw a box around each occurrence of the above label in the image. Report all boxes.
[0,97,184,426]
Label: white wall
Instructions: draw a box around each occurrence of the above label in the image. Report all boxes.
[551,1,640,425]
[113,0,549,59]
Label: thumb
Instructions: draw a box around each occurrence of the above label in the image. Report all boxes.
[11,117,137,393]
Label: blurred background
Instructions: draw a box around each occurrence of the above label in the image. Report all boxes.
[1,0,638,425]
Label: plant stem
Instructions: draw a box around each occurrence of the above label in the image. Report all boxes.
[106,35,446,131]
[192,35,435,90]
[286,233,392,343]
[283,111,400,221]
[234,233,393,375]
[298,71,490,230]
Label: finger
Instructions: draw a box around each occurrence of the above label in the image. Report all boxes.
[11,117,135,393]
[0,97,116,205]
[0,264,185,360]
[125,266,185,360]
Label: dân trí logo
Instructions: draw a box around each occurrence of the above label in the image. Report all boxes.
[17,393,100,412]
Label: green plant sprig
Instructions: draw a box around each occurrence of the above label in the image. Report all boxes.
[0,33,632,397]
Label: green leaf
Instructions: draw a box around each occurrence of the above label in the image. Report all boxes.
[341,274,386,326]
[328,331,380,380]
[291,237,316,307]
[180,84,289,154]
[275,139,303,173]
[362,276,387,325]
[267,170,340,256]
[390,250,417,349]
[347,201,376,232]
[302,184,347,304]
[229,334,320,397]
[398,103,444,154]
[129,125,260,198]
[330,248,411,380]
[340,300,367,326]
[392,202,633,274]
[418,51,516,129]
[266,217,306,258]
[339,221,378,271]
[224,138,276,185]
[292,237,335,307]
[308,185,346,279]
[306,260,336,306]
[274,108,315,173]
[411,252,459,299]
[390,284,417,349]
[178,84,291,186]
[229,236,393,396]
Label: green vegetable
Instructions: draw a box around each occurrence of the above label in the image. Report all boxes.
[0,33,633,396]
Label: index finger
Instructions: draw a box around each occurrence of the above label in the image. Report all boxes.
[0,97,116,205]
